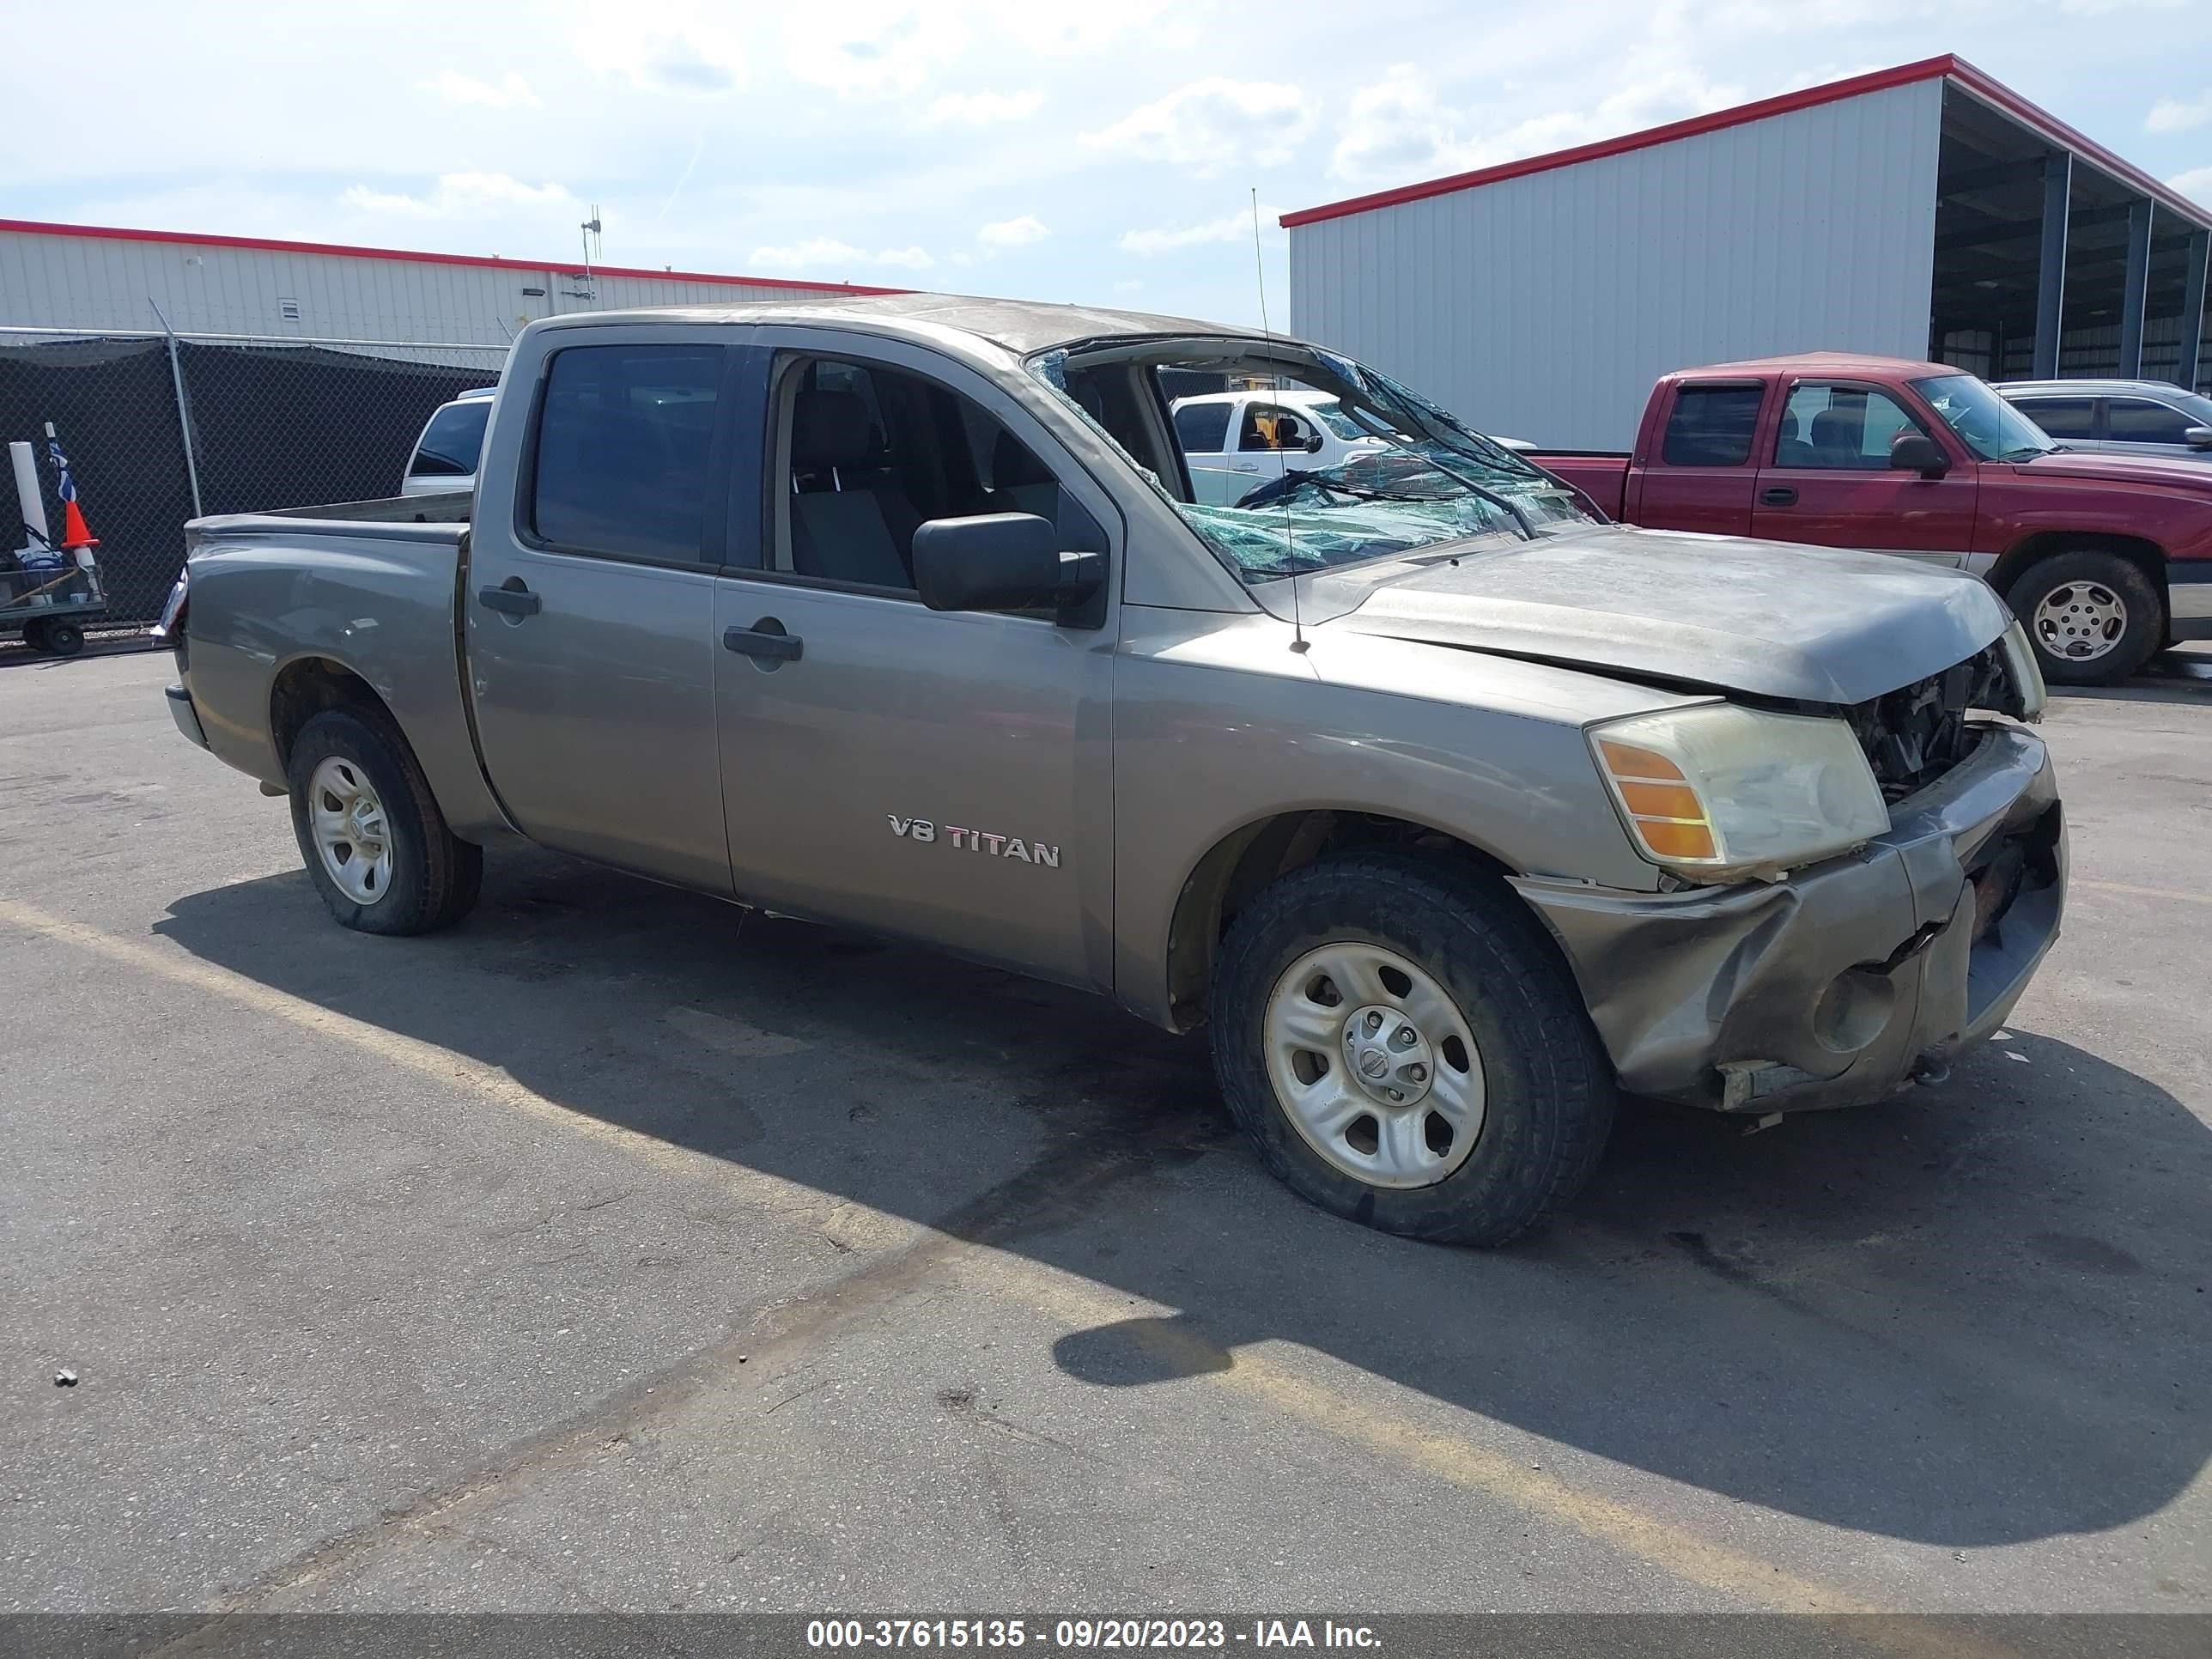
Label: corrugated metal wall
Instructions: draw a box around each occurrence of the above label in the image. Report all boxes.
[0,228,878,343]
[1288,80,1945,451]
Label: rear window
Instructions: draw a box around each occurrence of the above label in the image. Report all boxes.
[2014,397,2096,441]
[1172,401,1231,453]
[529,345,721,562]
[1661,383,1763,467]
[409,397,491,477]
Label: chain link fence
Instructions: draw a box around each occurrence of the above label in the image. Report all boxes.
[0,328,504,627]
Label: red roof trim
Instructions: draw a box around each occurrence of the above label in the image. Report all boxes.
[1280,55,2212,234]
[0,217,908,296]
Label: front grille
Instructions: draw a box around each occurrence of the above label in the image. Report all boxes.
[1844,645,2012,803]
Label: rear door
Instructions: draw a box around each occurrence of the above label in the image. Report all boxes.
[1750,380,1978,566]
[1174,398,1246,505]
[463,325,739,895]
[1631,380,1765,534]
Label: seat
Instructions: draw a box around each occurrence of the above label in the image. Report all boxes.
[1808,408,1866,469]
[1775,410,1815,469]
[989,428,1060,521]
[788,387,915,587]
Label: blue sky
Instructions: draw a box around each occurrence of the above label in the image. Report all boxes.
[8,0,2210,326]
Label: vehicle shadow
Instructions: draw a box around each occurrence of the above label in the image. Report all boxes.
[154,849,2212,1551]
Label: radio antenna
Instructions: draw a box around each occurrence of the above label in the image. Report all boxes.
[1252,186,1305,652]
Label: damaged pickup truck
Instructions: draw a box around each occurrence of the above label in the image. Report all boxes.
[161,296,2065,1244]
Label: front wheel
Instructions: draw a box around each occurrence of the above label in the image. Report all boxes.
[286,706,482,936]
[1210,848,1614,1246]
[2007,549,2162,685]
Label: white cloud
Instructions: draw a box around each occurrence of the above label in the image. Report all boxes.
[783,7,965,99]
[1330,63,1741,184]
[926,88,1043,125]
[1120,205,1279,256]
[750,238,936,272]
[417,70,540,109]
[1082,78,1314,177]
[575,4,745,93]
[2149,90,2212,132]
[2172,166,2212,208]
[750,237,865,270]
[978,214,1049,249]
[2058,0,2179,11]
[1112,278,1144,295]
[341,173,575,218]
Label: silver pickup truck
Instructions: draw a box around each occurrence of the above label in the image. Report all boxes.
[161,295,2065,1244]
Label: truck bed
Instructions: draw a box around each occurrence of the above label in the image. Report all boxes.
[1529,452,1630,519]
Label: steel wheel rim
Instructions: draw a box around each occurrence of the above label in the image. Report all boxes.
[1262,940,1486,1189]
[307,756,392,906]
[2032,581,2126,662]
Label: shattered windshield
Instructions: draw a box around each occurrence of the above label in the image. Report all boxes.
[1029,342,1594,583]
[1914,374,2057,464]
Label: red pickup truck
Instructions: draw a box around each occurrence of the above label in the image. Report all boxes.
[1533,354,2212,684]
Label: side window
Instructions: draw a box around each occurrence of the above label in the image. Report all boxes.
[1659,384,1762,466]
[2107,398,2193,444]
[772,355,1074,593]
[1778,384,1927,471]
[1238,404,1310,453]
[1173,401,1232,453]
[530,345,721,562]
[2014,397,2096,441]
[410,398,491,477]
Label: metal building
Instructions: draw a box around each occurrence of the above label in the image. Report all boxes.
[0,217,897,343]
[1283,56,2212,451]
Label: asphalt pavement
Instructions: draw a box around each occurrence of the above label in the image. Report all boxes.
[2,647,2207,1630]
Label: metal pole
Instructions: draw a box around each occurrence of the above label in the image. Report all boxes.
[2179,229,2210,394]
[2118,199,2154,380]
[149,299,205,518]
[2033,153,2070,380]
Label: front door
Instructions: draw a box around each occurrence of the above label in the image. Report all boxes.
[463,330,737,894]
[711,331,1118,990]
[1751,380,1978,567]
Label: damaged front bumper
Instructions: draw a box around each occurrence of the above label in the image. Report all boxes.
[1514,724,2064,1113]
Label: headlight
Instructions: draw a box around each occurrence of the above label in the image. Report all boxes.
[1997,619,2047,721]
[1588,703,1890,881]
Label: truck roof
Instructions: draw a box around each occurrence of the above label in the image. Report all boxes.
[1667,352,1950,380]
[536,292,1274,358]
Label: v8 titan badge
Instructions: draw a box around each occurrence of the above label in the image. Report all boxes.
[889,815,1060,868]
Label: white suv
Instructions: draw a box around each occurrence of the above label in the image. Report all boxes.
[399,386,497,497]
[1998,379,2212,465]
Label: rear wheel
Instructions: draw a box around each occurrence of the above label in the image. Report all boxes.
[2007,549,2162,685]
[40,620,84,657]
[286,706,482,935]
[1210,848,1614,1246]
[18,618,51,653]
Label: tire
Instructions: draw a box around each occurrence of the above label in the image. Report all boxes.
[1210,847,1614,1246]
[41,620,84,657]
[2005,549,2163,686]
[18,618,50,653]
[286,706,483,936]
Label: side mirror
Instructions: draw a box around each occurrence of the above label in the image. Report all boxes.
[2185,426,2212,450]
[1889,430,1950,477]
[1305,430,1325,453]
[912,513,1103,623]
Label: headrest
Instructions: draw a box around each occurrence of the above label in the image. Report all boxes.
[1809,409,1861,447]
[993,428,1053,487]
[793,388,873,469]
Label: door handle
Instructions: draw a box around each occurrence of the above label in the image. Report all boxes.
[723,621,803,662]
[477,580,541,617]
[1232,461,1261,471]
[1759,487,1799,507]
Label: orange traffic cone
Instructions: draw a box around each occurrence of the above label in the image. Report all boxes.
[60,498,98,549]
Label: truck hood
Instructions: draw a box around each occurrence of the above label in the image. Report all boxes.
[2008,449,2212,493]
[1319,524,2013,706]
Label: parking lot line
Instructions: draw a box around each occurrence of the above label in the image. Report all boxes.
[0,894,2003,1644]
[2073,878,2212,907]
